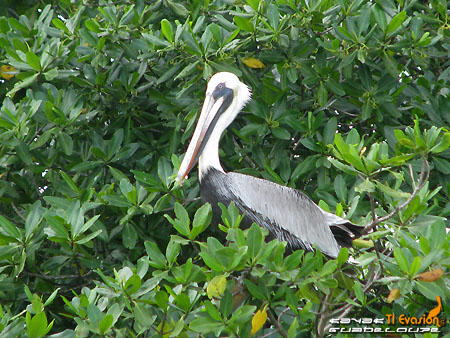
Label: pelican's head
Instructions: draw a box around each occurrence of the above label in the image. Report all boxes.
[176,72,251,184]
[205,72,251,115]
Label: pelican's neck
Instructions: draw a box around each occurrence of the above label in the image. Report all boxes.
[197,79,251,182]
[198,124,225,181]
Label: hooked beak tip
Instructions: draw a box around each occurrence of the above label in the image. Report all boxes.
[176,173,186,185]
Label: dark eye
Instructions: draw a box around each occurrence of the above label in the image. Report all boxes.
[217,83,224,90]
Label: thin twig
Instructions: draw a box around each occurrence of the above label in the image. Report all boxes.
[232,136,257,169]
[324,264,382,333]
[408,164,416,189]
[23,270,93,281]
[267,308,288,338]
[12,202,26,222]
[315,291,333,337]
[361,156,429,235]
[259,329,280,338]
[368,193,376,223]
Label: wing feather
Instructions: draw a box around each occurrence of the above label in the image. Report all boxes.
[227,172,341,257]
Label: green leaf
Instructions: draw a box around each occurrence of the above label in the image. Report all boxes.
[415,281,444,300]
[220,289,233,318]
[244,279,265,300]
[328,158,359,175]
[372,4,387,32]
[166,203,190,237]
[154,290,168,310]
[393,248,409,273]
[355,178,375,194]
[320,261,338,277]
[122,223,137,249]
[27,311,47,338]
[43,288,60,307]
[353,281,365,304]
[361,99,372,120]
[409,256,421,277]
[142,33,170,47]
[386,11,406,36]
[317,82,328,107]
[174,60,200,81]
[0,215,21,240]
[357,6,371,35]
[207,275,226,298]
[60,171,79,193]
[205,300,222,321]
[166,0,189,17]
[191,203,212,239]
[284,250,303,270]
[233,16,253,32]
[267,4,280,29]
[45,214,69,240]
[119,178,136,204]
[144,241,166,269]
[157,156,172,186]
[336,248,349,267]
[174,202,190,229]
[26,51,41,71]
[52,18,70,34]
[383,52,399,77]
[230,305,256,324]
[245,0,259,11]
[325,79,345,96]
[75,229,102,245]
[161,19,173,43]
[67,200,84,239]
[124,274,141,295]
[376,182,410,199]
[25,201,42,240]
[285,288,298,313]
[430,133,450,153]
[334,174,347,203]
[190,316,220,333]
[58,131,73,155]
[15,141,32,165]
[99,314,114,335]
[166,237,180,265]
[200,251,224,271]
[247,223,263,259]
[119,5,135,26]
[272,126,290,140]
[291,156,317,181]
[43,68,58,81]
[85,19,101,33]
[323,116,337,145]
[433,157,450,175]
[288,318,299,337]
[334,133,349,156]
[78,215,101,237]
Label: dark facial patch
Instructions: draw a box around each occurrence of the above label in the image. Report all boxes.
[212,83,232,101]
[192,84,234,166]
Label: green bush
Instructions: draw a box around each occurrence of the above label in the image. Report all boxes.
[0,0,449,337]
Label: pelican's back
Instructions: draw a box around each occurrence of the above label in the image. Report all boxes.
[200,167,361,257]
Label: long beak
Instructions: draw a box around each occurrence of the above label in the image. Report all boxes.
[176,94,225,184]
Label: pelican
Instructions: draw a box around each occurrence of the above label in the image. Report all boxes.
[177,72,362,257]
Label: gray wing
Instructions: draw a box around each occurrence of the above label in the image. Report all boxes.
[226,172,341,257]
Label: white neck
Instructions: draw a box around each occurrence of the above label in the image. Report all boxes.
[198,94,245,181]
[197,76,251,181]
[198,127,224,180]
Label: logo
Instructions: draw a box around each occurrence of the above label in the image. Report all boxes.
[386,296,444,328]
[329,296,446,334]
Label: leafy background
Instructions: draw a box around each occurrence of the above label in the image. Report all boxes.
[0,0,449,337]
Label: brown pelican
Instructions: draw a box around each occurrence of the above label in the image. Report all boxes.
[177,72,362,258]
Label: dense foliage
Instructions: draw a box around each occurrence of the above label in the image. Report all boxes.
[0,0,449,337]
